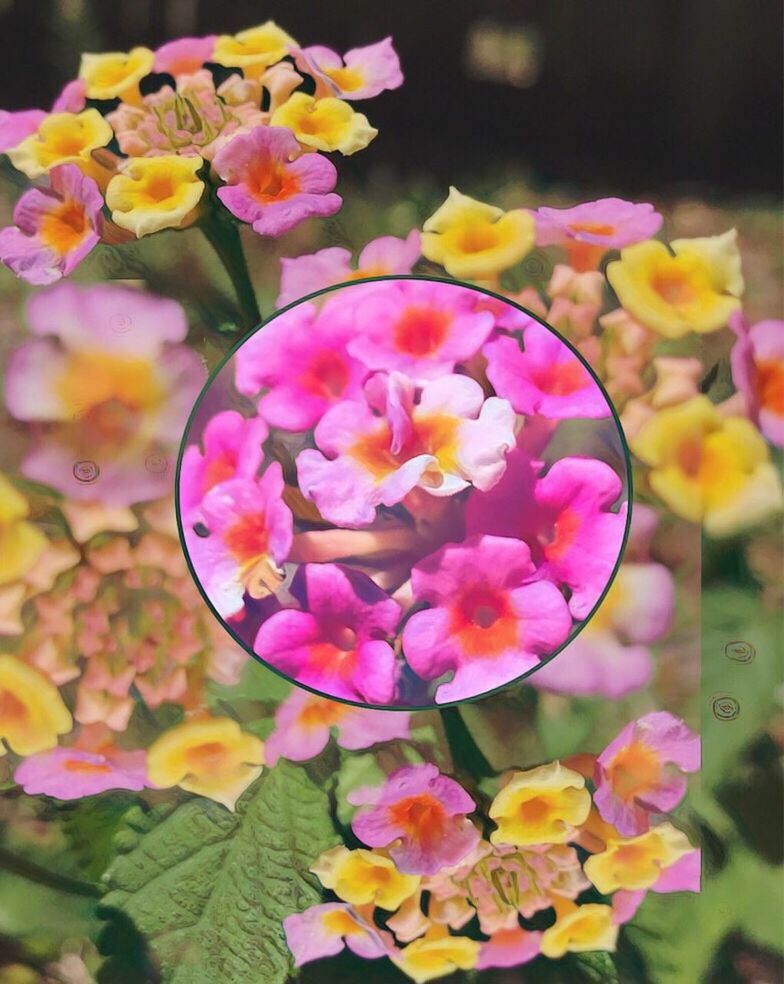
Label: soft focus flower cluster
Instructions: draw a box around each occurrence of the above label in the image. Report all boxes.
[0,23,402,283]
[180,272,628,705]
[284,711,700,981]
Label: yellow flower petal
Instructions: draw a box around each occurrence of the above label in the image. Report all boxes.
[0,476,46,587]
[106,156,205,238]
[79,47,154,101]
[147,716,264,811]
[421,186,535,279]
[312,845,420,910]
[7,109,113,178]
[584,822,693,893]
[489,761,591,846]
[213,22,297,78]
[0,655,72,755]
[540,904,618,959]
[270,92,377,155]
[671,228,744,297]
[391,926,480,984]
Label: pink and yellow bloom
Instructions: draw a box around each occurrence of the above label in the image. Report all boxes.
[533,198,662,271]
[153,35,217,77]
[539,903,618,958]
[0,108,46,154]
[584,822,699,894]
[344,280,495,379]
[594,712,700,836]
[212,126,341,236]
[254,564,400,704]
[607,230,743,337]
[6,109,113,180]
[4,282,205,505]
[297,372,516,528]
[391,926,480,983]
[106,155,205,237]
[146,715,264,810]
[14,744,147,799]
[0,655,72,755]
[0,164,102,285]
[271,92,377,155]
[312,845,420,909]
[402,535,572,703]
[489,762,591,847]
[730,312,784,447]
[0,474,46,588]
[78,47,154,102]
[185,468,293,618]
[276,230,421,307]
[631,395,783,536]
[349,764,480,875]
[283,902,391,967]
[421,186,535,280]
[265,688,410,766]
[293,37,403,100]
[213,22,297,78]
[477,927,542,970]
[484,322,611,419]
[234,300,367,429]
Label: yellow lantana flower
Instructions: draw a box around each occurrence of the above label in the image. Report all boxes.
[606,230,743,338]
[421,187,535,280]
[147,716,264,810]
[489,762,591,846]
[79,47,154,103]
[584,822,693,893]
[631,395,783,536]
[540,903,618,959]
[106,156,205,238]
[311,846,420,910]
[7,110,113,179]
[391,925,480,984]
[270,93,377,155]
[0,475,46,588]
[0,656,72,755]
[213,22,297,79]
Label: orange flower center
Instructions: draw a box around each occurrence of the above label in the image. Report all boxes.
[64,757,112,774]
[39,200,89,255]
[322,909,362,936]
[456,223,499,254]
[351,413,459,480]
[247,161,300,203]
[517,795,551,823]
[0,688,28,724]
[529,359,587,397]
[568,222,616,237]
[651,271,696,306]
[297,699,349,729]
[299,351,351,400]
[757,359,784,416]
[607,740,662,801]
[305,641,359,681]
[223,510,269,565]
[450,586,517,657]
[185,740,228,771]
[325,66,364,92]
[387,793,447,843]
[393,305,452,356]
[543,507,582,562]
[203,451,238,492]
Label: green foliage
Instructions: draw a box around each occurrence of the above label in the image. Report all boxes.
[98,763,338,984]
[62,793,141,881]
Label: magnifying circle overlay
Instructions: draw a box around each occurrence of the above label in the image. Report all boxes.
[176,275,632,710]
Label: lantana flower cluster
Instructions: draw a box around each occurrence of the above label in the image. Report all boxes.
[0,23,401,284]
[284,711,700,981]
[180,274,628,705]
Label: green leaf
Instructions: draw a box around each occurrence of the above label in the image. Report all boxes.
[99,762,338,984]
[62,793,141,881]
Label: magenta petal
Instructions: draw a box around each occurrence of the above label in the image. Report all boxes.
[652,849,701,894]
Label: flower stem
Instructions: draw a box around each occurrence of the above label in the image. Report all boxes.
[200,213,261,332]
[439,706,495,778]
[0,846,102,898]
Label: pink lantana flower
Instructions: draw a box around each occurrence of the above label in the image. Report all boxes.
[484,323,611,419]
[293,37,403,100]
[51,79,87,113]
[730,311,784,447]
[0,164,102,285]
[297,372,516,528]
[276,230,421,308]
[213,126,341,237]
[0,108,46,152]
[15,744,147,799]
[477,928,542,970]
[264,688,411,766]
[283,902,392,967]
[254,564,401,704]
[609,847,701,928]
[594,712,701,836]
[345,280,496,379]
[179,411,268,524]
[185,467,293,618]
[532,198,663,271]
[466,450,626,619]
[153,35,217,76]
[402,535,572,703]
[349,763,480,875]
[234,301,367,430]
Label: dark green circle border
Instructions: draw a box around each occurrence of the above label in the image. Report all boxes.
[175,273,634,712]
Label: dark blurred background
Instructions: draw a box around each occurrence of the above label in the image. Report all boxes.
[0,0,781,199]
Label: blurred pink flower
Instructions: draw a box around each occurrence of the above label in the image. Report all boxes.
[293,37,403,100]
[349,763,479,875]
[345,280,495,379]
[213,126,341,236]
[254,564,400,704]
[484,323,610,419]
[185,468,293,618]
[730,312,784,447]
[283,903,391,967]
[51,79,87,113]
[402,535,572,703]
[297,372,515,527]
[153,35,217,76]
[594,712,700,836]
[0,164,102,284]
[234,301,367,430]
[276,230,420,307]
[264,688,410,765]
[466,450,626,619]
[477,928,542,970]
[14,744,147,798]
[179,411,268,524]
[4,282,205,505]
[0,108,46,152]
